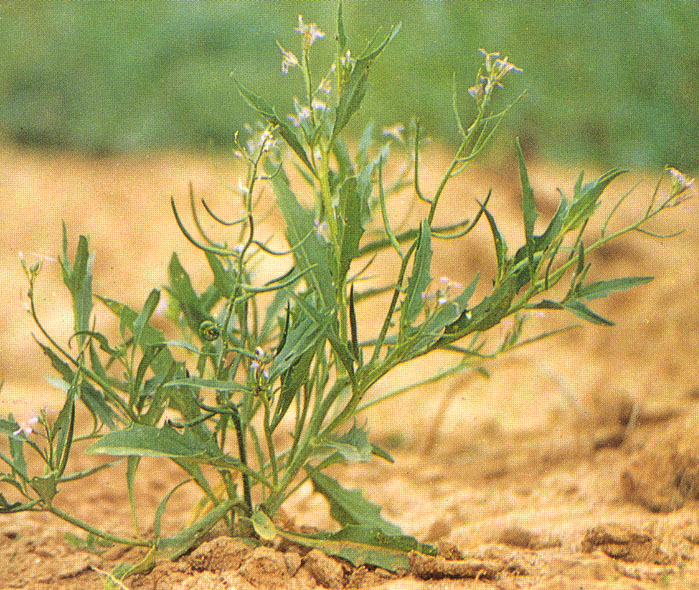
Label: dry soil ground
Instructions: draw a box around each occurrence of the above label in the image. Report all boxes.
[0,144,698,589]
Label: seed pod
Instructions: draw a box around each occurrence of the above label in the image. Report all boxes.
[199,321,221,342]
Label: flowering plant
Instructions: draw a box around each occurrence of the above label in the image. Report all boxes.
[1,4,691,581]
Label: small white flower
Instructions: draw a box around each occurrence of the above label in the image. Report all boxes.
[13,413,40,437]
[666,166,695,194]
[340,49,354,68]
[298,106,312,120]
[317,77,332,95]
[382,123,405,142]
[311,97,327,111]
[494,56,523,77]
[437,296,448,305]
[294,15,325,49]
[278,43,299,75]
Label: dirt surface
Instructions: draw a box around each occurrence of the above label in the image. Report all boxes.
[1,144,698,589]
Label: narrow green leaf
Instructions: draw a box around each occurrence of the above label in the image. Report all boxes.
[336,0,347,54]
[401,220,432,327]
[269,312,322,382]
[338,176,366,281]
[536,190,568,252]
[154,478,192,539]
[86,424,212,459]
[163,377,251,393]
[316,423,373,463]
[563,300,614,326]
[272,175,335,309]
[371,443,394,464]
[132,344,166,407]
[132,289,161,352]
[290,294,356,383]
[481,205,508,279]
[277,525,436,572]
[516,138,539,253]
[306,467,401,536]
[348,285,360,363]
[577,276,653,300]
[9,435,27,480]
[54,392,75,475]
[60,234,94,339]
[564,169,626,231]
[205,251,234,299]
[0,418,21,437]
[166,253,212,333]
[96,296,176,398]
[331,24,401,143]
[272,345,317,431]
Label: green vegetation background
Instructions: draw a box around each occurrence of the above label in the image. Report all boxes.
[0,1,696,170]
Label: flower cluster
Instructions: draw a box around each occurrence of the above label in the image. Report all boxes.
[665,166,695,206]
[12,408,47,437]
[420,276,464,307]
[468,49,522,104]
[294,15,325,51]
[250,346,270,381]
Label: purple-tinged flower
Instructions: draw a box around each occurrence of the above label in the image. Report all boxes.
[665,166,696,207]
[278,43,299,74]
[294,15,325,50]
[311,97,328,112]
[382,123,405,142]
[13,413,40,437]
[317,77,332,96]
[494,56,523,77]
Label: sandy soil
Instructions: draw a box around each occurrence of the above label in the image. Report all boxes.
[0,144,698,589]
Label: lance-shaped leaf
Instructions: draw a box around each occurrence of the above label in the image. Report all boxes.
[233,78,315,175]
[272,175,335,309]
[86,423,214,459]
[401,220,432,327]
[331,23,401,144]
[516,138,538,281]
[564,168,626,232]
[85,423,263,484]
[133,289,161,352]
[166,253,213,333]
[60,227,94,341]
[315,422,373,463]
[278,525,436,572]
[36,341,118,430]
[563,300,614,326]
[576,276,653,300]
[338,176,367,281]
[481,203,508,280]
[306,466,401,536]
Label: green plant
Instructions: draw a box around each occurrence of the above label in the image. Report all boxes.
[1,5,693,582]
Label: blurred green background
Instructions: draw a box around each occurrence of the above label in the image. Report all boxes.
[0,1,696,170]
